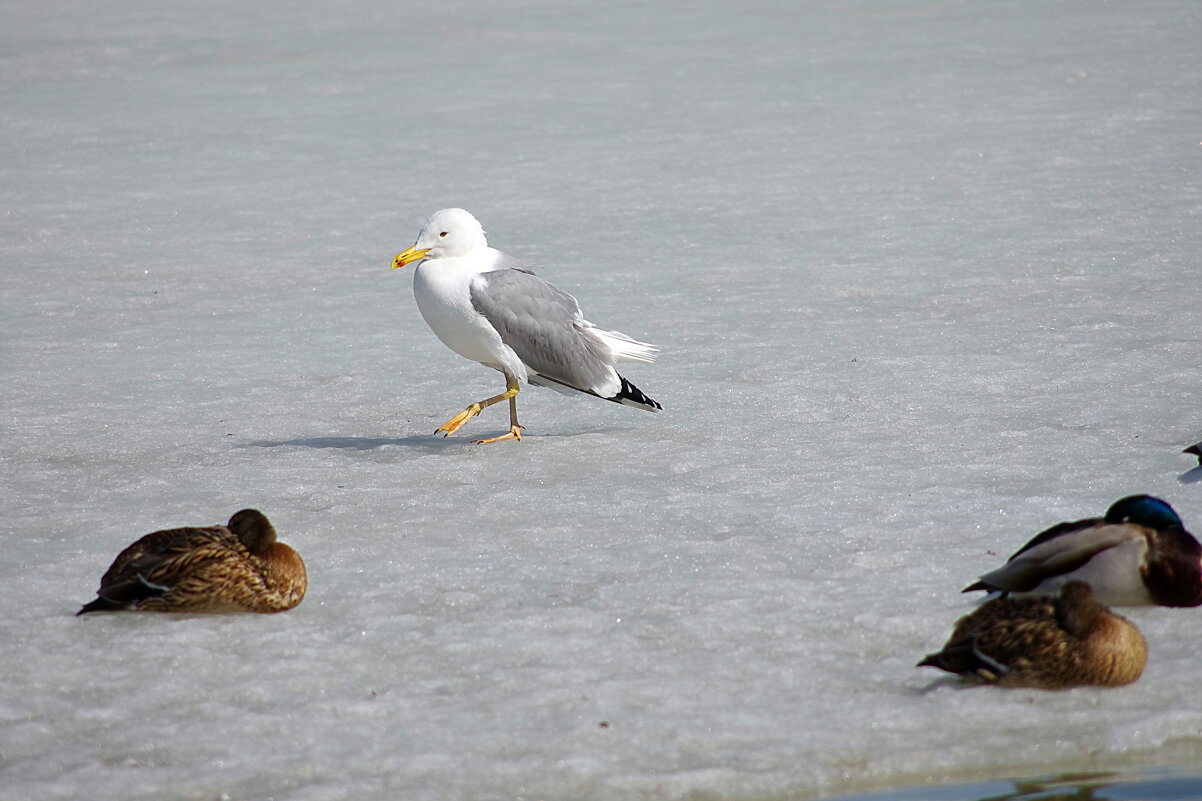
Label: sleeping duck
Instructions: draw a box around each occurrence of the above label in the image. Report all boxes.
[963,495,1202,607]
[919,581,1147,689]
[77,509,306,615]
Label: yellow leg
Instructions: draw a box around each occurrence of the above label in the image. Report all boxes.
[473,395,524,444]
[435,374,522,441]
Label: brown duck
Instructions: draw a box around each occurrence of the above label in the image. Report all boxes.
[918,581,1147,689]
[77,509,306,615]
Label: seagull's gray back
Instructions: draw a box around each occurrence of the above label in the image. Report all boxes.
[469,265,613,392]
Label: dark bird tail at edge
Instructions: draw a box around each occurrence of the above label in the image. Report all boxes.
[76,573,170,616]
[612,374,661,412]
[917,640,1007,682]
[77,597,125,616]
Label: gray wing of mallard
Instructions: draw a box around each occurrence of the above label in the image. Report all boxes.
[1009,516,1104,558]
[469,266,614,394]
[965,524,1141,593]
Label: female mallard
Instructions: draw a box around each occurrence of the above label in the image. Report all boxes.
[919,581,1147,689]
[963,495,1202,607]
[77,509,306,615]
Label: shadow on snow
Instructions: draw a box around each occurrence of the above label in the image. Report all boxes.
[238,435,462,451]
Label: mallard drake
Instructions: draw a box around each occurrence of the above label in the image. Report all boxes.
[1185,442,1202,466]
[919,581,1147,689]
[77,509,306,615]
[963,495,1202,607]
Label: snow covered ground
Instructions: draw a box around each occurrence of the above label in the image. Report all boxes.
[3,0,1201,799]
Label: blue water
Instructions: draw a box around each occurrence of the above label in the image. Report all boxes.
[828,769,1202,801]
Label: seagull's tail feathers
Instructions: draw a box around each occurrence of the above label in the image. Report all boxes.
[527,371,661,412]
[589,327,658,364]
[612,374,661,412]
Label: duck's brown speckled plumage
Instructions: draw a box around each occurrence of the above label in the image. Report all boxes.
[919,581,1147,689]
[77,509,306,615]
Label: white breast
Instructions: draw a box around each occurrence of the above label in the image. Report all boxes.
[412,256,528,381]
[1027,538,1153,605]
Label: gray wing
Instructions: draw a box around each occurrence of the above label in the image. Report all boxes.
[965,524,1139,593]
[469,267,614,393]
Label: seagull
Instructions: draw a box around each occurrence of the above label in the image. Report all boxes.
[918,581,1147,689]
[391,208,660,443]
[962,495,1202,607]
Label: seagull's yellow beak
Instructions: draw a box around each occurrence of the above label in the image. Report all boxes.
[392,246,431,270]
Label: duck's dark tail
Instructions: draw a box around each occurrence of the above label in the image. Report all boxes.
[76,573,169,616]
[77,596,125,616]
[918,639,1007,683]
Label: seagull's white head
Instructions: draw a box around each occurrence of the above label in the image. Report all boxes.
[392,208,487,269]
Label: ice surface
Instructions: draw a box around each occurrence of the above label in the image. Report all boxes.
[2,1,1202,799]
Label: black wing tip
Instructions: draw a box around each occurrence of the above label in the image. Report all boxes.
[615,375,661,412]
